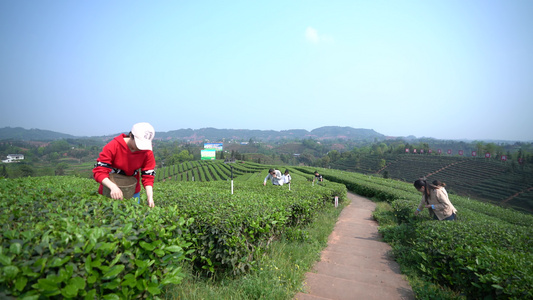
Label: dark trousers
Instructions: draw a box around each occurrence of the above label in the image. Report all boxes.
[434,213,456,221]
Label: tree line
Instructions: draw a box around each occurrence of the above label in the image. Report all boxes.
[1,137,532,179]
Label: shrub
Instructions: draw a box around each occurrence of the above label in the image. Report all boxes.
[391,199,416,224]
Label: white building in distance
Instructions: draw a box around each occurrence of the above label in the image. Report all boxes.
[2,154,25,163]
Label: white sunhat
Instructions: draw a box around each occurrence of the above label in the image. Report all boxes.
[131,122,155,150]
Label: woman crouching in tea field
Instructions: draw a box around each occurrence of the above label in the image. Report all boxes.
[413,178,457,221]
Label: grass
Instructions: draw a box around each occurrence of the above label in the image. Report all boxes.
[163,198,349,299]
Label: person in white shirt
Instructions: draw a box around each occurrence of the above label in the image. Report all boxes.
[313,171,323,183]
[283,169,291,184]
[263,168,284,186]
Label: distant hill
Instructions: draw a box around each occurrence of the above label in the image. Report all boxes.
[310,126,384,140]
[0,126,386,142]
[157,126,385,142]
[0,127,77,141]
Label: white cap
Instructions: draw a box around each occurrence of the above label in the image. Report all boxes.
[131,122,155,150]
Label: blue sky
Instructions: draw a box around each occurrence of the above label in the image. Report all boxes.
[1,1,532,141]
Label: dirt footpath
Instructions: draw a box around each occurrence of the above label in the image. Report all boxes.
[294,192,415,300]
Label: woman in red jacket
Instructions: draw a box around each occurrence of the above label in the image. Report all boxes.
[93,122,156,207]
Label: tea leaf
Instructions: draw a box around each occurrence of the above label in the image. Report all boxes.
[139,241,155,251]
[121,273,137,288]
[60,284,79,298]
[165,245,183,253]
[69,276,86,290]
[101,264,125,280]
[147,286,161,295]
[48,256,70,268]
[102,293,120,300]
[15,276,28,291]
[3,265,20,279]
[9,243,22,255]
[84,289,96,300]
[0,254,12,266]
[34,277,59,292]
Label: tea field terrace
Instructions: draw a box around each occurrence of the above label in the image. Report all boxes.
[332,154,533,213]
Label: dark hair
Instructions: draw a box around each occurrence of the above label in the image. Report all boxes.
[268,168,274,173]
[284,169,289,173]
[414,178,438,202]
[432,180,446,188]
[413,179,425,190]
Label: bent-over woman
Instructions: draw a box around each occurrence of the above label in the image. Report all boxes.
[414,179,457,221]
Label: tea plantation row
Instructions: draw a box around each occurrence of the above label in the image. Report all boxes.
[155,160,266,182]
[0,170,346,299]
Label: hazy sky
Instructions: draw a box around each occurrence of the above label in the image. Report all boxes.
[1,1,532,141]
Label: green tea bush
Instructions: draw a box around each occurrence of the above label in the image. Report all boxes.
[155,178,346,275]
[295,167,412,203]
[0,177,191,299]
[414,220,532,299]
[391,199,417,224]
[0,173,346,298]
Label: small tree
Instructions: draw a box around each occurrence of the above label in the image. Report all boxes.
[70,149,89,163]
[328,150,340,163]
[19,164,34,177]
[0,165,8,178]
[55,163,69,176]
[48,152,60,163]
[378,159,386,169]
[321,156,331,168]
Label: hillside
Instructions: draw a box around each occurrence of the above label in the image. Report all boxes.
[138,126,386,142]
[0,126,386,142]
[310,126,383,140]
[0,127,77,141]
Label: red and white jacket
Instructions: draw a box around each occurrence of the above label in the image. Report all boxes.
[93,134,156,194]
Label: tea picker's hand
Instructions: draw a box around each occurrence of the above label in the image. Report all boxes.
[103,177,123,200]
[110,186,124,200]
[145,185,155,208]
